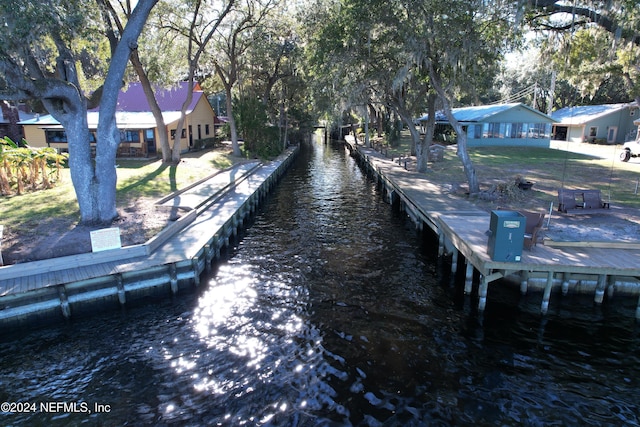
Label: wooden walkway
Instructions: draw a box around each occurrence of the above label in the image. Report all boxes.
[345,138,640,318]
[0,148,298,326]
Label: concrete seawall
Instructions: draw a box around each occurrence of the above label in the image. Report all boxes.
[0,146,299,331]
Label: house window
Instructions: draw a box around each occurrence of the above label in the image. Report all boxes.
[504,123,512,138]
[589,126,597,138]
[487,123,501,138]
[46,130,67,143]
[205,124,210,135]
[170,129,186,139]
[529,123,544,138]
[512,123,523,138]
[120,130,140,143]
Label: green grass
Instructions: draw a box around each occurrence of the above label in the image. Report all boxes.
[4,135,640,237]
[376,131,640,211]
[1,148,236,233]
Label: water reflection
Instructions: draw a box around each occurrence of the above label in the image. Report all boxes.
[0,139,639,426]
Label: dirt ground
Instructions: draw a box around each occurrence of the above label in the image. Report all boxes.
[2,196,171,265]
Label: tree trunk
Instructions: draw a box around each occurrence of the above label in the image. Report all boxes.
[416,94,437,173]
[429,65,480,194]
[393,102,425,171]
[63,112,99,223]
[225,86,242,157]
[0,101,21,142]
[96,0,158,223]
[130,51,169,162]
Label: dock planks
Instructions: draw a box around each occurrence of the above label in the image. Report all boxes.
[346,139,640,316]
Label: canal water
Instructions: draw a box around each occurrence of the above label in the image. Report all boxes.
[1,138,639,426]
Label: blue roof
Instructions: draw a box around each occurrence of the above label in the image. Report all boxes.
[418,102,553,123]
[1,109,37,124]
[551,103,636,125]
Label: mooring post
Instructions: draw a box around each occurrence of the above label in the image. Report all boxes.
[541,271,554,314]
[520,270,529,295]
[438,232,445,257]
[450,249,458,276]
[192,258,200,287]
[464,263,474,294]
[116,274,126,305]
[561,272,570,296]
[58,286,71,319]
[169,263,178,294]
[478,275,488,311]
[205,244,213,273]
[607,276,615,299]
[594,274,607,304]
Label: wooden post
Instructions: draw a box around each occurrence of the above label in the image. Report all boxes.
[192,258,200,287]
[58,287,71,319]
[478,275,488,311]
[464,262,474,294]
[450,249,458,275]
[169,263,178,294]
[607,276,615,299]
[438,232,445,257]
[520,270,529,295]
[205,244,213,273]
[541,271,554,314]
[594,274,607,304]
[561,272,570,295]
[116,274,126,305]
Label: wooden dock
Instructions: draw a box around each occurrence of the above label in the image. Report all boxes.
[0,146,299,328]
[344,138,640,318]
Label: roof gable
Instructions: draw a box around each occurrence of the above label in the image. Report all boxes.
[92,81,204,113]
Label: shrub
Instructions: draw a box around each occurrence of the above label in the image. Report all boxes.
[0,137,68,195]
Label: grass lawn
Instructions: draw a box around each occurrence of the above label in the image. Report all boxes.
[3,135,640,240]
[0,148,236,235]
[379,131,640,212]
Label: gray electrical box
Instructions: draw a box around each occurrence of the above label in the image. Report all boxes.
[487,210,525,262]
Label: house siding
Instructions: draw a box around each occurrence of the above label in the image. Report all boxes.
[467,137,550,148]
[423,103,554,148]
[23,126,48,148]
[165,96,216,153]
[19,83,217,157]
[552,103,638,144]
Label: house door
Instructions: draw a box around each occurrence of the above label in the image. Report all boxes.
[607,126,617,143]
[145,129,156,155]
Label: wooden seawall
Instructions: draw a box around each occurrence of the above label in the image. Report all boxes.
[0,146,299,329]
[344,138,640,319]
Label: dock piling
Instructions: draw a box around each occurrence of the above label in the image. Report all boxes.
[478,275,488,311]
[116,274,126,305]
[520,271,529,294]
[464,263,474,294]
[58,287,71,319]
[541,271,554,314]
[595,274,607,304]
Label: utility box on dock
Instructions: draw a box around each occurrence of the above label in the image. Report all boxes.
[487,210,525,262]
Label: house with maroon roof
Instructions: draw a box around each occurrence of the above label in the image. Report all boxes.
[19,82,217,157]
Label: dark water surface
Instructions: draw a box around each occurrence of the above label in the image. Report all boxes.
[1,139,639,426]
